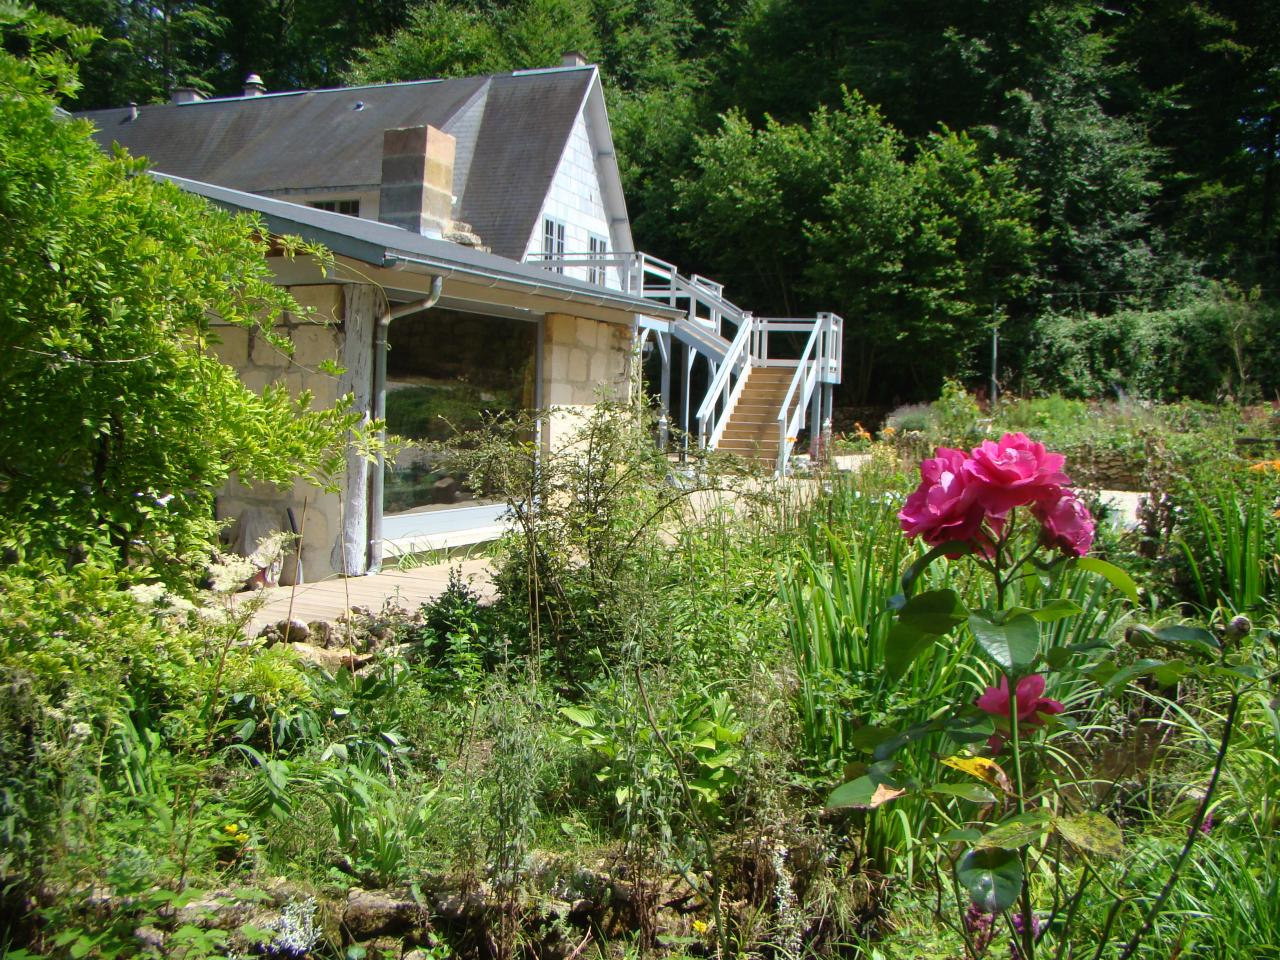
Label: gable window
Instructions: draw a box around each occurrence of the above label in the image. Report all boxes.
[310,198,360,217]
[542,217,565,272]
[588,234,608,286]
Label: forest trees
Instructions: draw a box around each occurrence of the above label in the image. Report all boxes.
[675,94,1038,399]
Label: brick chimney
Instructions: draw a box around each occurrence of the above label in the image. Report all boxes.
[170,87,206,104]
[378,125,456,236]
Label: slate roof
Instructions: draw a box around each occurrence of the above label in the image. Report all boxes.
[78,68,595,260]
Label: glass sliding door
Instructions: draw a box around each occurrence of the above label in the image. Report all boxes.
[381,308,536,551]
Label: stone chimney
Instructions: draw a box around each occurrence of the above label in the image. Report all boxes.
[170,87,206,104]
[242,73,266,97]
[378,125,456,236]
[561,51,587,67]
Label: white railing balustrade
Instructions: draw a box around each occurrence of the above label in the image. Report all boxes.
[695,314,754,450]
[526,249,842,476]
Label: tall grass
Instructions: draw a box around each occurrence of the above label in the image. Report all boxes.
[779,470,973,878]
[1180,479,1279,612]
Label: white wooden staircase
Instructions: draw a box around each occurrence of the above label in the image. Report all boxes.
[714,366,795,469]
[526,250,842,474]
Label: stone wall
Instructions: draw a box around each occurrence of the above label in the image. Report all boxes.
[210,284,374,584]
[541,312,632,451]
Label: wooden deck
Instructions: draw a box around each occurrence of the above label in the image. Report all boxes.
[235,557,495,636]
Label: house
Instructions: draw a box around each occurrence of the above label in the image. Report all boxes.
[79,57,842,582]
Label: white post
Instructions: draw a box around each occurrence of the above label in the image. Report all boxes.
[808,370,822,458]
[821,381,834,463]
[681,345,694,458]
[658,332,672,451]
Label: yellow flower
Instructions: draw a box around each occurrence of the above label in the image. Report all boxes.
[692,919,709,936]
[882,426,897,437]
[223,822,240,835]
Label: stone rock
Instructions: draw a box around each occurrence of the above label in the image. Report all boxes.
[290,642,373,672]
[308,620,337,648]
[175,891,257,928]
[276,618,310,643]
[343,888,425,940]
[134,925,165,952]
[431,476,460,504]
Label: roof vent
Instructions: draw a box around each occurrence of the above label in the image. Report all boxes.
[170,87,206,104]
[353,100,365,111]
[561,51,587,67]
[126,102,138,122]
[243,73,266,97]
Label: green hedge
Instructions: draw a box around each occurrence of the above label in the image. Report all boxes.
[1021,291,1280,402]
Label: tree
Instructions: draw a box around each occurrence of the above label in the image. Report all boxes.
[1116,0,1280,288]
[0,7,359,581]
[344,0,601,86]
[343,1,509,85]
[676,92,1038,400]
[32,0,227,106]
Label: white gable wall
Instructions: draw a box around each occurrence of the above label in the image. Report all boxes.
[522,108,620,289]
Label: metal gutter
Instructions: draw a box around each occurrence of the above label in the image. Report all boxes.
[381,252,683,319]
[367,276,444,574]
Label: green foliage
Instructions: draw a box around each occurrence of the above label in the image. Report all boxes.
[343,1,509,83]
[676,92,1038,399]
[931,378,984,447]
[0,7,359,580]
[1177,469,1280,613]
[344,0,601,85]
[1023,285,1280,402]
[561,686,743,822]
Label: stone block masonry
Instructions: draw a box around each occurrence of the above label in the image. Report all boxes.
[210,283,364,584]
[540,312,632,451]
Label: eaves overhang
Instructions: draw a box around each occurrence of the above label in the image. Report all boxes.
[153,172,683,323]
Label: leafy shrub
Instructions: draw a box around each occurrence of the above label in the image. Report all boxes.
[0,8,360,581]
[883,402,934,434]
[930,378,985,447]
[1023,286,1280,402]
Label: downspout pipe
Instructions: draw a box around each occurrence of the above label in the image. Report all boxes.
[367,274,443,573]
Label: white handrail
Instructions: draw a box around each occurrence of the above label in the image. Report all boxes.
[775,318,826,471]
[695,314,754,447]
[526,249,843,475]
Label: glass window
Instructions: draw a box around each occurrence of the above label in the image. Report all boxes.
[588,234,608,285]
[542,217,565,272]
[310,199,360,217]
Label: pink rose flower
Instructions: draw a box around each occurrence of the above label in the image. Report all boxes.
[1033,492,1095,557]
[899,447,987,548]
[976,674,1064,751]
[967,433,1070,517]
